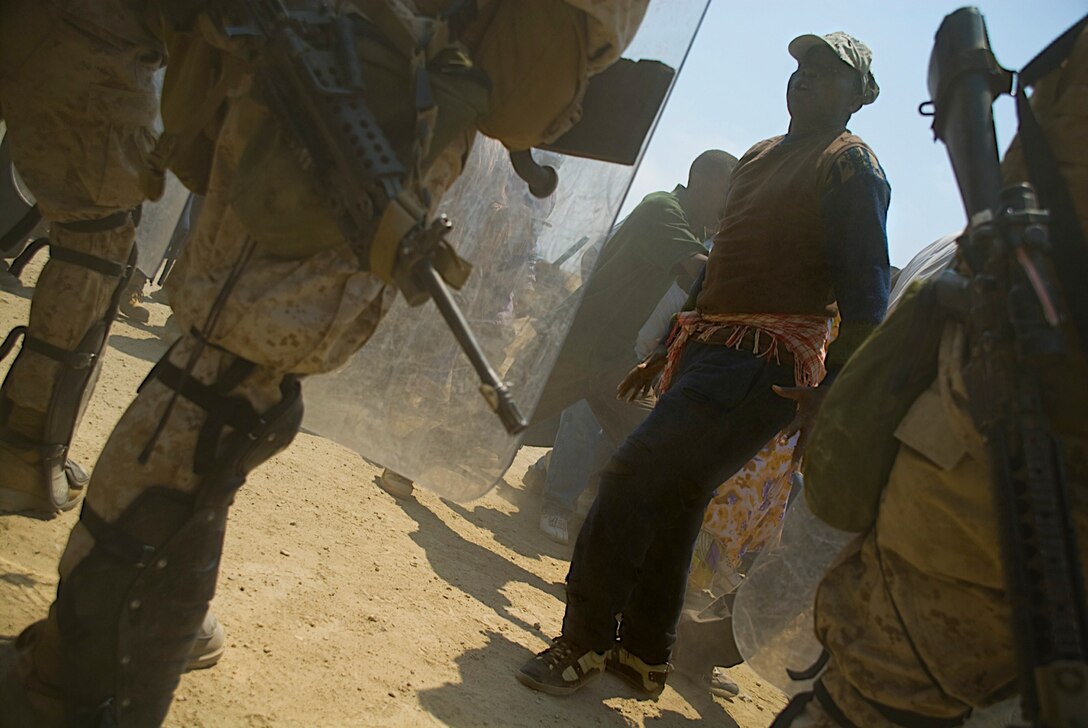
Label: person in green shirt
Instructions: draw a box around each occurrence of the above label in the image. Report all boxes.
[530,150,737,542]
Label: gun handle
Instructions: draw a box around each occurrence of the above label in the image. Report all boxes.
[414,260,528,435]
[509,150,559,199]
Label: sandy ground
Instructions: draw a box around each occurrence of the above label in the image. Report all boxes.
[1,259,787,727]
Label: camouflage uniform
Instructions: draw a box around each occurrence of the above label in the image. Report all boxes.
[1,0,649,725]
[774,23,1088,728]
[0,0,162,515]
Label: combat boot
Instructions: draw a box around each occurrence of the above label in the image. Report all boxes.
[0,402,87,517]
[118,270,151,324]
[186,611,226,671]
[0,612,227,727]
[0,442,86,516]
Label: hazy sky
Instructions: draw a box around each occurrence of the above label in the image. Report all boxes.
[623,0,1086,266]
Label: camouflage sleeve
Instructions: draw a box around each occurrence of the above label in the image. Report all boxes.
[565,0,650,73]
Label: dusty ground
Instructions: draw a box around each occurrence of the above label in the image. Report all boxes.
[1,260,786,726]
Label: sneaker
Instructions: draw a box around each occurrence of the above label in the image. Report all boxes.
[539,509,569,545]
[377,468,414,499]
[606,646,672,698]
[516,637,607,696]
[185,611,225,672]
[708,667,741,698]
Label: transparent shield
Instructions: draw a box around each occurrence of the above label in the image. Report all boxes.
[732,495,854,696]
[302,0,710,500]
[135,172,190,279]
[732,496,1025,726]
[0,126,38,258]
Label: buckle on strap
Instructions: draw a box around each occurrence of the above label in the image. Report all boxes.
[145,354,263,474]
[80,503,157,569]
[23,333,97,369]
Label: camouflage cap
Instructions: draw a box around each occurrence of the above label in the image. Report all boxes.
[788,31,880,105]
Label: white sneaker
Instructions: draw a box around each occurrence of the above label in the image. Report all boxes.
[708,667,741,698]
[378,468,414,498]
[539,510,569,545]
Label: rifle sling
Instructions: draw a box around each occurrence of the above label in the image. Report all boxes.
[1015,13,1088,352]
[1020,14,1088,86]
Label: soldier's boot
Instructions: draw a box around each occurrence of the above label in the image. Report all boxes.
[1,334,303,725]
[0,609,225,728]
[187,611,226,671]
[0,213,139,517]
[118,269,151,324]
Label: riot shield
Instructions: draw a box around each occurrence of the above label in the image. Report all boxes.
[888,232,959,307]
[302,1,710,501]
[731,495,854,697]
[731,496,1020,725]
[0,125,40,259]
[134,172,190,280]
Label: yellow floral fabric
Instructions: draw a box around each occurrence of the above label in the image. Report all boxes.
[689,432,798,592]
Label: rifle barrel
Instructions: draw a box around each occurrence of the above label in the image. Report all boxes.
[414,260,528,435]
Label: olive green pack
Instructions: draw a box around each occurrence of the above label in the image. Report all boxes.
[803,281,948,532]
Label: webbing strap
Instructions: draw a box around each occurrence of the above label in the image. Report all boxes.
[0,326,26,363]
[0,205,42,256]
[8,237,49,277]
[23,333,97,369]
[80,504,157,568]
[1014,15,1088,350]
[54,207,138,234]
[812,680,862,728]
[1020,14,1088,86]
[786,648,830,681]
[769,691,817,727]
[813,677,968,728]
[48,245,130,278]
[148,356,262,474]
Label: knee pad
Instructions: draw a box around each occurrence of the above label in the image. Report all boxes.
[55,356,302,725]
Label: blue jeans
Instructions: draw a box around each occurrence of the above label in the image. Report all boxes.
[541,401,612,514]
[562,342,797,663]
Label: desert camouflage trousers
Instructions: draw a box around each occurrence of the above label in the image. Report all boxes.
[777,324,1088,726]
[0,0,160,425]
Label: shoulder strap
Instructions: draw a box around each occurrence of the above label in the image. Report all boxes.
[1020,13,1088,86]
[1014,14,1088,350]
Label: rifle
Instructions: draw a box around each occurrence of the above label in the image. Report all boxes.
[926,8,1088,726]
[220,0,528,434]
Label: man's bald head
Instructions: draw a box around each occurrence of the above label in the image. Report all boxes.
[686,149,738,238]
[688,150,738,188]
